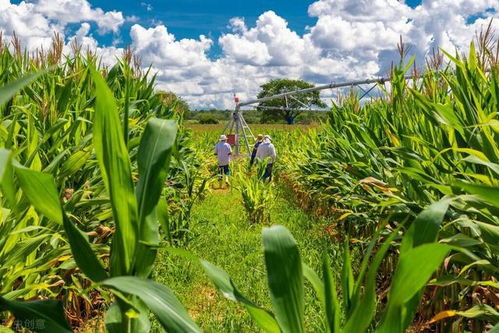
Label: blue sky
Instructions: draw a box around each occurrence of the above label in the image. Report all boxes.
[91,0,319,57]
[11,0,423,58]
[2,0,497,108]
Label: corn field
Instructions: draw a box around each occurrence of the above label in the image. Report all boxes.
[0,29,498,333]
[280,33,499,331]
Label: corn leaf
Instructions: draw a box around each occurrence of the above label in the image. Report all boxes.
[344,230,399,332]
[455,182,499,208]
[102,276,201,333]
[134,118,177,277]
[91,67,138,276]
[62,213,108,282]
[200,260,280,333]
[104,302,122,333]
[322,253,341,333]
[341,240,354,313]
[302,263,325,308]
[14,167,63,224]
[0,296,71,333]
[400,198,450,253]
[378,243,451,332]
[59,150,91,178]
[0,149,16,206]
[263,225,304,333]
[0,70,47,106]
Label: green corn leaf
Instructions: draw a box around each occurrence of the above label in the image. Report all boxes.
[200,260,280,333]
[3,234,49,268]
[102,276,201,333]
[454,182,499,209]
[322,253,341,333]
[0,70,47,106]
[389,244,451,306]
[400,198,450,253]
[341,240,354,313]
[302,263,325,308]
[62,213,108,282]
[59,150,91,178]
[263,225,305,333]
[91,67,139,276]
[378,243,451,332]
[463,155,499,175]
[397,199,450,330]
[0,148,16,206]
[474,222,499,245]
[104,302,122,333]
[0,326,14,332]
[0,296,72,333]
[14,167,63,224]
[136,118,177,221]
[134,118,177,277]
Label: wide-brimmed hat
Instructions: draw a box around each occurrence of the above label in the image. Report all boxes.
[264,135,272,141]
[219,134,227,141]
[257,134,264,140]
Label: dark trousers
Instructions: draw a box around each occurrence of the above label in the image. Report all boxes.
[219,165,230,175]
[262,163,273,182]
[249,154,256,166]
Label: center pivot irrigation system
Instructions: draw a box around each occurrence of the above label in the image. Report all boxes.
[222,75,416,156]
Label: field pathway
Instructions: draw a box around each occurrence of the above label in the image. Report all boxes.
[154,183,334,331]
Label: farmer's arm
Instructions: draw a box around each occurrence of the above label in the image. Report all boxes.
[269,144,276,162]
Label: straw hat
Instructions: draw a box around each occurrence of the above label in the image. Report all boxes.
[257,134,264,141]
[219,134,227,141]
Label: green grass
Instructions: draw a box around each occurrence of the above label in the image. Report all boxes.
[154,184,337,332]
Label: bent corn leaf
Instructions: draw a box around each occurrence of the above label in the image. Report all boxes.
[102,276,201,333]
[201,260,280,333]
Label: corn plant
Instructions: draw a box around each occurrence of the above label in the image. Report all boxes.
[0,34,202,328]
[0,69,200,332]
[283,32,499,329]
[236,161,277,224]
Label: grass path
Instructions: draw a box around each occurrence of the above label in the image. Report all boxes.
[154,184,338,332]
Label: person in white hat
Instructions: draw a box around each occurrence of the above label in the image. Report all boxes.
[214,134,232,188]
[256,134,276,182]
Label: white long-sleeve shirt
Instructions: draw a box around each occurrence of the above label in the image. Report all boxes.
[256,140,276,163]
[214,142,232,166]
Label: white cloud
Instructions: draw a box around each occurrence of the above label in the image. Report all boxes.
[0,0,498,109]
[35,0,124,34]
[130,24,212,67]
[0,0,125,46]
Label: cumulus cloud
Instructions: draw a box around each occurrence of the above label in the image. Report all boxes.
[0,0,498,109]
[34,0,124,34]
[0,0,125,49]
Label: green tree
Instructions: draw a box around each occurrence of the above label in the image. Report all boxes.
[257,79,326,124]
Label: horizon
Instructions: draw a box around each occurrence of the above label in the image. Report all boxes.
[1,0,498,109]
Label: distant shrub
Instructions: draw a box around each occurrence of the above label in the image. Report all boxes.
[198,115,219,124]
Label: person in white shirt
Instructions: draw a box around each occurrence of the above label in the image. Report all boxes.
[214,134,232,188]
[256,135,276,182]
